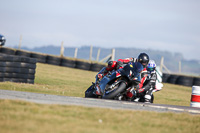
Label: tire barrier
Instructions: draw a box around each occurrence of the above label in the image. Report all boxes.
[75,60,91,71]
[16,49,31,57]
[90,63,106,72]
[0,47,107,73]
[176,76,194,87]
[0,47,16,55]
[167,75,179,84]
[162,73,200,87]
[193,78,200,86]
[46,55,61,66]
[30,52,47,63]
[0,54,36,84]
[190,86,200,108]
[162,73,171,83]
[60,58,76,68]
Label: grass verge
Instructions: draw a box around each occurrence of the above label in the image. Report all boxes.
[1,99,200,133]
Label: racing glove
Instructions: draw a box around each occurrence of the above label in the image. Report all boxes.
[97,74,103,79]
[116,61,123,69]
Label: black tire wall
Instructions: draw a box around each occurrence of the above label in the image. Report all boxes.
[46,55,61,65]
[90,63,106,72]
[30,52,47,63]
[0,53,36,84]
[0,47,16,55]
[193,78,200,86]
[167,75,179,84]
[16,50,31,57]
[162,73,200,87]
[162,73,170,83]
[60,58,76,68]
[75,60,91,70]
[176,76,194,87]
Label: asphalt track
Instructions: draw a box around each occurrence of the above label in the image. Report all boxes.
[1,89,200,114]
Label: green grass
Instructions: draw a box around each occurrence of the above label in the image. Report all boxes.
[1,100,200,133]
[0,63,199,133]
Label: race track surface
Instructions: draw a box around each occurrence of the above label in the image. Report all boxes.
[0,89,200,114]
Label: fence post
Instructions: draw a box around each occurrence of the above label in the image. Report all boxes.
[160,56,164,73]
[96,48,101,61]
[179,61,181,73]
[74,48,78,58]
[89,45,93,61]
[18,35,22,50]
[60,41,64,57]
[111,48,115,61]
[160,56,170,74]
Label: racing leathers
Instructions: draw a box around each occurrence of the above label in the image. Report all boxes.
[95,58,136,95]
[95,57,141,95]
[136,69,157,103]
[97,57,137,80]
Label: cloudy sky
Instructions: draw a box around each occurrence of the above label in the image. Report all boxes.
[0,0,199,60]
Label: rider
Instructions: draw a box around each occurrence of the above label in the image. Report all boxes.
[0,34,6,46]
[97,53,149,80]
[95,53,150,95]
[135,60,157,103]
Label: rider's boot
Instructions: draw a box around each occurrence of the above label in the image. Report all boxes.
[144,94,151,103]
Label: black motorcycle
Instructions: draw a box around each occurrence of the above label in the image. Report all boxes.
[85,62,145,101]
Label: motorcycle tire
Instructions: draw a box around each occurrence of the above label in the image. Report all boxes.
[85,85,98,98]
[15,50,31,57]
[0,47,16,55]
[103,82,126,99]
[31,53,47,63]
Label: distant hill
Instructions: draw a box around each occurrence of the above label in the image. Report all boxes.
[19,45,200,75]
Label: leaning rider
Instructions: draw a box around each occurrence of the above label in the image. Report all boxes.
[95,53,150,95]
[97,53,149,80]
[135,60,158,103]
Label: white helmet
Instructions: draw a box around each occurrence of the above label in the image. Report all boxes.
[147,60,156,71]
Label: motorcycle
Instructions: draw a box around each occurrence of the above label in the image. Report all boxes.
[85,62,145,101]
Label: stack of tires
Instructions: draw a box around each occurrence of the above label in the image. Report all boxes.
[0,47,106,73]
[162,73,200,87]
[16,49,31,57]
[30,52,47,63]
[0,47,16,55]
[0,53,36,84]
[60,58,106,72]
[90,63,106,72]
[60,58,76,68]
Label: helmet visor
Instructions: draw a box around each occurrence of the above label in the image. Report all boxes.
[147,67,154,71]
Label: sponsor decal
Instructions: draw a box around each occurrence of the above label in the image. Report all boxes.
[116,71,121,77]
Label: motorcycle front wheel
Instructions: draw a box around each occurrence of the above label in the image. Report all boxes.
[102,81,126,99]
[85,85,98,98]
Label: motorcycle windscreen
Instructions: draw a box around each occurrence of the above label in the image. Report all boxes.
[99,76,111,93]
[126,62,143,82]
[132,62,143,75]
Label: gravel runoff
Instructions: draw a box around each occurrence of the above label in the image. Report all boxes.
[0,89,200,114]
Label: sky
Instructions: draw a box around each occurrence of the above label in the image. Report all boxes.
[0,0,200,60]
